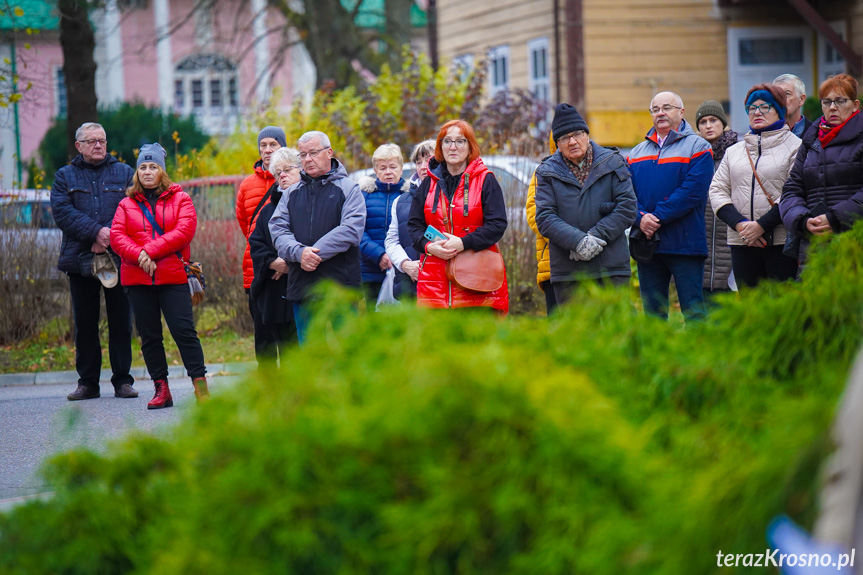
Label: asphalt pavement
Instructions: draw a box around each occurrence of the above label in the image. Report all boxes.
[0,363,253,511]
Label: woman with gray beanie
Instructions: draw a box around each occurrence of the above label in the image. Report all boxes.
[695,100,738,297]
[111,143,209,408]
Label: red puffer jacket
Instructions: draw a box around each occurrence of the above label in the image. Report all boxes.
[111,184,197,286]
[236,161,276,289]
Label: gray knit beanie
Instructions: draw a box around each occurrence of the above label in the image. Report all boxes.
[258,126,287,148]
[137,143,167,171]
[695,100,729,129]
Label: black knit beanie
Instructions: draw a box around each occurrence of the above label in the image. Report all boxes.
[551,103,589,142]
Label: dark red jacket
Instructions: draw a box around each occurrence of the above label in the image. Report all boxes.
[111,184,197,286]
[415,157,509,313]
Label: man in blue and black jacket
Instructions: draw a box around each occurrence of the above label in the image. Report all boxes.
[50,122,136,401]
[628,92,714,322]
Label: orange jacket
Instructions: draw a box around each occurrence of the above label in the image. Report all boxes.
[236,160,275,289]
[417,157,509,314]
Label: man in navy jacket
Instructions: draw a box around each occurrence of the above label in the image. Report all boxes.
[50,122,136,400]
[628,92,714,322]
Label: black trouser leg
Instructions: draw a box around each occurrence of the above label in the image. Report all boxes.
[248,290,277,367]
[103,282,133,387]
[362,281,383,312]
[540,280,557,315]
[763,245,799,282]
[126,286,169,381]
[159,285,206,380]
[68,273,103,389]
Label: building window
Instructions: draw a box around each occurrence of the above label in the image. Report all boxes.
[488,45,510,95]
[55,68,67,118]
[452,53,474,81]
[173,53,239,116]
[528,37,550,102]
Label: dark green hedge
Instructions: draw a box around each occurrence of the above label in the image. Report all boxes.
[1,225,862,574]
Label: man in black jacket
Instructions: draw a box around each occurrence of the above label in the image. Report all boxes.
[50,122,136,401]
[268,131,366,345]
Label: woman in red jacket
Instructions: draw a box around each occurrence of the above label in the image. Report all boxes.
[111,143,208,409]
[406,120,509,313]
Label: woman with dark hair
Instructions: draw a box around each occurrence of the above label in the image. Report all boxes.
[781,73,863,262]
[111,143,208,409]
[709,83,801,288]
[407,120,509,313]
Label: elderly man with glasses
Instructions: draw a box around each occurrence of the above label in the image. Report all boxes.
[268,130,366,344]
[50,122,137,400]
[534,103,637,307]
[627,91,714,322]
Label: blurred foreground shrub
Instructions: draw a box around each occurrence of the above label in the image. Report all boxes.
[1,224,862,574]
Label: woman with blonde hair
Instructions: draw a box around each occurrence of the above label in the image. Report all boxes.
[111,143,208,409]
[358,143,409,308]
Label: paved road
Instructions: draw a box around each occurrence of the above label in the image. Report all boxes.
[0,375,242,507]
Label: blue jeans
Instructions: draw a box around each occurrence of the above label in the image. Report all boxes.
[638,254,707,322]
[293,303,311,346]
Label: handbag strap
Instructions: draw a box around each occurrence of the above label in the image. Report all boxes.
[136,199,185,263]
[250,187,274,228]
[746,152,776,207]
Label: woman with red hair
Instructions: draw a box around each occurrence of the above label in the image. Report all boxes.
[406,119,509,313]
[781,74,863,263]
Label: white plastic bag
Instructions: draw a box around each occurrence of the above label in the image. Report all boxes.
[376,267,399,311]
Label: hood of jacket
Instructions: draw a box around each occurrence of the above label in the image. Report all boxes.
[426,156,489,184]
[358,176,410,194]
[300,158,349,186]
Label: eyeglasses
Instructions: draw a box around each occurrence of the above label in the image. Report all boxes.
[557,130,587,144]
[649,105,682,115]
[78,139,107,146]
[821,98,851,108]
[299,147,330,160]
[274,166,300,176]
[746,103,774,115]
[442,138,468,148]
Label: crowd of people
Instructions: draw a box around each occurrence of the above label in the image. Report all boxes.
[49,72,863,407]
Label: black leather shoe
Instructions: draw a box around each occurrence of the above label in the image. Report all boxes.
[114,383,138,398]
[67,385,100,401]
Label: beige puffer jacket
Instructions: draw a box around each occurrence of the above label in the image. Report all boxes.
[709,126,801,247]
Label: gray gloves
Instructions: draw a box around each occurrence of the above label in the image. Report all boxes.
[569,233,607,261]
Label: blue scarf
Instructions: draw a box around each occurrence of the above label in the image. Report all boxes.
[750,119,786,135]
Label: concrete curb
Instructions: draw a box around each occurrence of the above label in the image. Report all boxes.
[0,362,256,388]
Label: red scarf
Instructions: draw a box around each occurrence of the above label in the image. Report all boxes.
[818,110,860,147]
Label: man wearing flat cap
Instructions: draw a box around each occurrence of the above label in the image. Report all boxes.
[236,126,285,368]
[534,103,637,306]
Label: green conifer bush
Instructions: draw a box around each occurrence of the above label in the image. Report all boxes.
[1,226,862,574]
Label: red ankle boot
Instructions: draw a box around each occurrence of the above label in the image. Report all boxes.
[192,377,209,402]
[147,380,173,409]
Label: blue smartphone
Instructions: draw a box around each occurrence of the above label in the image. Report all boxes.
[424,225,448,242]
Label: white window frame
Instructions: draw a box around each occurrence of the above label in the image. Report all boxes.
[173,53,240,135]
[54,67,67,118]
[527,37,550,102]
[488,45,510,96]
[452,53,474,82]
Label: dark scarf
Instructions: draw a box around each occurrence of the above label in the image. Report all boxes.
[711,129,739,164]
[563,144,593,186]
[750,119,786,135]
[143,187,160,212]
[818,110,860,148]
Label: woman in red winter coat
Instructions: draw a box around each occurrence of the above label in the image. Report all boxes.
[110,143,208,409]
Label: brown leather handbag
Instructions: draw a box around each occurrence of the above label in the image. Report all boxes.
[445,249,505,293]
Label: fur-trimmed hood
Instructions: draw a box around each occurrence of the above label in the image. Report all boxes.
[358,175,410,194]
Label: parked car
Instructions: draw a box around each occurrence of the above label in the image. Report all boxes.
[0,190,64,282]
